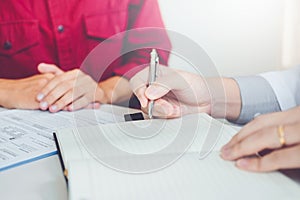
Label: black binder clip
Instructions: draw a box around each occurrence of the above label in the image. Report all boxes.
[124,112,144,122]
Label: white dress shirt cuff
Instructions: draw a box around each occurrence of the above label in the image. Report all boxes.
[259,67,300,110]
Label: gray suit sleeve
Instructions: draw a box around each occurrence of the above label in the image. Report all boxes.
[231,76,281,124]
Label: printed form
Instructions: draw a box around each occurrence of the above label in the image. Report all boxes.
[0,108,123,171]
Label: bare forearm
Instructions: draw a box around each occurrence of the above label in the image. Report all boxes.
[98,76,132,104]
[208,78,241,120]
[222,78,241,120]
[0,74,54,109]
[0,79,11,107]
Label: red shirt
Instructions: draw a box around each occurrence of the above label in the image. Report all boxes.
[0,0,171,81]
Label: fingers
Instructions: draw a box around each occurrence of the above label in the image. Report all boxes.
[134,86,148,108]
[40,83,75,111]
[152,98,181,118]
[140,97,182,119]
[222,123,300,160]
[35,63,107,113]
[130,68,149,107]
[37,70,78,101]
[221,126,281,160]
[221,119,300,172]
[37,68,101,112]
[61,102,100,112]
[43,85,95,112]
[67,95,97,111]
[37,70,82,109]
[227,107,300,148]
[222,112,285,150]
[37,63,64,75]
[284,123,300,144]
[47,89,79,112]
[130,66,186,110]
[145,83,170,100]
[84,102,101,109]
[45,87,99,112]
[133,81,171,109]
[36,63,66,103]
[235,145,300,172]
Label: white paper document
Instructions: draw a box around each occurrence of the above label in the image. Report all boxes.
[55,113,300,200]
[0,107,123,171]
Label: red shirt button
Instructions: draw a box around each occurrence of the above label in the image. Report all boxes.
[3,41,12,50]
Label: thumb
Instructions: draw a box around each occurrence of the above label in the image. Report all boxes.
[145,68,190,101]
[38,63,64,75]
[145,83,170,100]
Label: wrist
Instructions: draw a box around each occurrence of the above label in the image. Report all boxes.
[223,78,241,120]
[95,85,109,104]
[208,78,241,120]
[98,76,132,104]
[0,79,12,108]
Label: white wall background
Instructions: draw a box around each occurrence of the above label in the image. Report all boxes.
[158,0,300,76]
[282,0,300,69]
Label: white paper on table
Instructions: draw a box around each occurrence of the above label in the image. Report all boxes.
[56,113,300,200]
[0,107,123,171]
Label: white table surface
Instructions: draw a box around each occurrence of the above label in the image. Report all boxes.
[0,155,67,200]
[0,106,299,200]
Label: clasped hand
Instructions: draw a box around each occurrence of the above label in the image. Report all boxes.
[36,63,105,112]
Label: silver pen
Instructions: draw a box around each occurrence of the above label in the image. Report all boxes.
[148,49,159,119]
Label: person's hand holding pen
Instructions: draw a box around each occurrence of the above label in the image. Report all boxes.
[131,66,218,118]
[130,64,300,172]
[130,64,241,119]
